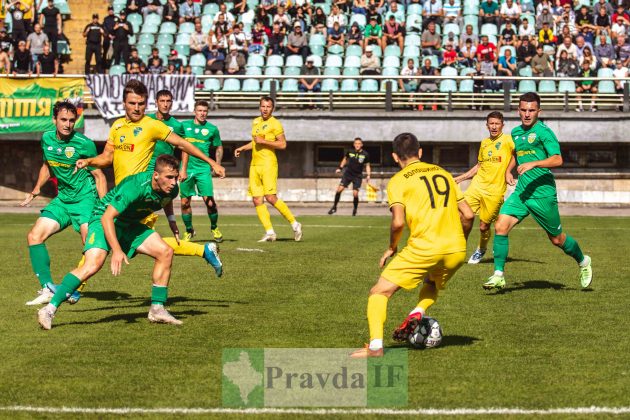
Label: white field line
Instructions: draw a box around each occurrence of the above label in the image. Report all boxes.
[235,247,265,252]
[1,405,630,416]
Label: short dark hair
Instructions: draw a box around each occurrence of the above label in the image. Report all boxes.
[260,95,275,107]
[123,79,148,101]
[195,99,209,109]
[519,92,541,107]
[354,137,363,142]
[53,101,78,118]
[155,154,180,172]
[156,89,173,100]
[393,133,420,160]
[487,111,504,122]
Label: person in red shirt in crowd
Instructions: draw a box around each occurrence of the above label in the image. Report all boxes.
[611,5,630,24]
[442,42,457,66]
[476,34,497,64]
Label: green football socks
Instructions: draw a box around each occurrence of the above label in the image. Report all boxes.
[182,213,193,232]
[50,273,82,307]
[209,212,219,230]
[29,243,53,288]
[151,285,168,305]
[493,234,509,272]
[561,234,585,264]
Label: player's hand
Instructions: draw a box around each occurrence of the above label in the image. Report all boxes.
[169,221,180,245]
[179,170,188,181]
[506,172,516,186]
[111,250,129,276]
[234,148,242,158]
[335,168,341,174]
[20,192,38,207]
[74,159,89,174]
[213,164,226,178]
[379,248,396,268]
[517,162,536,175]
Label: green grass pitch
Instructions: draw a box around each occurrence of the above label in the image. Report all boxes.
[1,213,629,417]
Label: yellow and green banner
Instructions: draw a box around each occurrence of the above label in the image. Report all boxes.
[0,77,85,133]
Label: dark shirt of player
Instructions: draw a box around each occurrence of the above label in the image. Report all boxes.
[344,149,370,177]
[85,23,103,44]
[13,49,32,72]
[39,51,56,73]
[41,6,61,31]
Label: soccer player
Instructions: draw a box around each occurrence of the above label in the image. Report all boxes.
[328,137,372,216]
[483,92,593,290]
[234,96,303,242]
[37,155,222,330]
[146,89,185,173]
[179,100,224,242]
[455,111,515,264]
[351,133,473,358]
[22,101,107,306]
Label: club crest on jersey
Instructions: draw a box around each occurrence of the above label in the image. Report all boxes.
[120,135,126,143]
[64,147,75,158]
[133,127,143,137]
[488,150,493,157]
[358,156,365,163]
[527,133,536,144]
[201,128,209,136]
[495,142,502,150]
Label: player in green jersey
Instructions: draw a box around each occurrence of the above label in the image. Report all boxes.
[179,100,224,242]
[21,101,107,306]
[483,92,593,290]
[37,155,223,330]
[146,89,185,173]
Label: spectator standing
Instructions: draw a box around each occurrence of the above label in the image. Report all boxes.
[8,0,30,42]
[36,43,57,75]
[421,21,442,58]
[112,11,133,65]
[102,6,116,68]
[83,14,104,73]
[39,0,61,54]
[12,40,32,74]
[360,45,381,74]
[531,44,554,76]
[26,22,47,69]
[287,21,309,59]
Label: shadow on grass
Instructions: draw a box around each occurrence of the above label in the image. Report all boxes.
[57,309,207,327]
[190,239,238,243]
[478,257,545,265]
[487,280,570,294]
[388,335,479,350]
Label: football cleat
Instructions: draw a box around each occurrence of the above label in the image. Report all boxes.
[203,242,223,277]
[26,286,54,306]
[350,344,384,359]
[293,222,303,242]
[579,255,593,289]
[37,306,55,330]
[352,208,357,216]
[327,207,337,215]
[212,228,224,243]
[483,274,506,290]
[467,248,486,264]
[182,229,196,242]
[67,290,82,305]
[257,233,277,243]
[392,312,423,342]
[148,304,182,325]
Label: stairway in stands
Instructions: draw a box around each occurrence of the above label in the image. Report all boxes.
[64,0,110,74]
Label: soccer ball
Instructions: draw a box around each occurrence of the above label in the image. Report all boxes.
[408,317,443,349]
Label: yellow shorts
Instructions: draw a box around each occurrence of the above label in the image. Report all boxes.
[140,213,159,229]
[248,164,278,197]
[464,188,504,224]
[381,247,466,291]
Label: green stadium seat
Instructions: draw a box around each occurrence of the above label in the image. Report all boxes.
[157,44,171,56]
[141,23,159,34]
[179,22,195,34]
[109,65,126,75]
[384,45,401,57]
[423,55,439,68]
[309,34,326,47]
[480,23,498,36]
[246,66,262,75]
[138,33,154,45]
[518,80,536,92]
[267,55,284,67]
[243,79,261,92]
[344,55,361,68]
[157,34,173,45]
[145,13,162,26]
[173,44,190,57]
[349,14,366,28]
[439,80,457,92]
[176,33,191,45]
[463,15,479,31]
[136,44,152,56]
[382,67,399,77]
[322,79,339,91]
[282,79,299,92]
[380,80,398,92]
[402,46,419,57]
[444,23,460,36]
[191,66,204,75]
[598,81,616,93]
[201,15,214,33]
[204,78,221,91]
[284,66,301,76]
[203,3,219,15]
[286,55,303,67]
[538,80,556,92]
[371,45,383,57]
[407,4,422,15]
[310,45,325,56]
[247,54,265,67]
[128,35,137,45]
[346,44,362,57]
[189,53,206,67]
[341,79,359,92]
[127,13,143,32]
[383,56,400,68]
[518,66,532,77]
[406,14,423,33]
[261,79,278,92]
[342,67,360,76]
[325,55,343,67]
[459,79,474,92]
[558,80,576,93]
[222,79,241,91]
[307,55,323,67]
[324,67,340,75]
[160,22,177,34]
[441,66,458,77]
[327,44,344,55]
[56,39,71,55]
[463,4,479,15]
[460,66,476,76]
[598,68,614,78]
[405,34,421,47]
[360,79,379,92]
[264,66,282,76]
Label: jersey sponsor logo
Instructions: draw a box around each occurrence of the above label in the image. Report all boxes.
[201,128,209,136]
[517,150,536,157]
[482,156,502,163]
[47,160,72,168]
[527,133,536,144]
[64,146,75,158]
[114,143,135,152]
[133,127,143,137]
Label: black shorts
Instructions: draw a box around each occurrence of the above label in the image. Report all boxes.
[340,174,362,190]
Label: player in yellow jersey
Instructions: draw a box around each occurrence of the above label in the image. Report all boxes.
[234,96,303,242]
[455,111,515,264]
[351,133,473,358]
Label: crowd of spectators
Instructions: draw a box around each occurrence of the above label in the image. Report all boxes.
[1,0,63,75]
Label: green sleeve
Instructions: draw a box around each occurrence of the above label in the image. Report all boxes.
[176,121,185,138]
[542,128,561,157]
[213,127,222,147]
[85,140,97,158]
[109,180,143,214]
[364,25,371,36]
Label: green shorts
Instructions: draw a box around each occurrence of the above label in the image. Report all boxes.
[83,219,156,258]
[180,171,214,198]
[500,192,562,236]
[40,196,95,233]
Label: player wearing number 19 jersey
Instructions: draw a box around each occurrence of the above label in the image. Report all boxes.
[351,133,473,358]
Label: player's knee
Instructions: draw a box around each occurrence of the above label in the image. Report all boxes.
[252,197,263,206]
[27,228,46,245]
[159,244,174,261]
[81,260,103,278]
[265,194,277,204]
[549,235,564,247]
[479,222,490,232]
[181,200,191,210]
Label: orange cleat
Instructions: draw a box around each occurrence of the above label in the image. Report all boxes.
[350,344,384,358]
[392,312,423,342]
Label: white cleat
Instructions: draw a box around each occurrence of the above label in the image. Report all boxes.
[26,287,54,306]
[293,222,303,242]
[467,248,486,264]
[37,306,55,330]
[148,304,183,325]
[257,233,277,242]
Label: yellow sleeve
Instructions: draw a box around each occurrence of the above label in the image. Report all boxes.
[508,136,515,152]
[271,119,284,138]
[477,140,484,163]
[150,119,173,142]
[387,177,405,209]
[454,181,464,202]
[107,123,117,146]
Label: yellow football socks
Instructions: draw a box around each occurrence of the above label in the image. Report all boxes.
[417,282,438,313]
[163,237,204,257]
[479,229,491,251]
[367,294,389,341]
[255,204,274,231]
[273,199,296,224]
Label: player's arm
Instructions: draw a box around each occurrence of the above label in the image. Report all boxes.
[165,132,226,178]
[506,155,517,185]
[101,205,129,276]
[21,163,51,206]
[163,200,180,244]
[75,142,114,171]
[90,168,108,198]
[379,204,405,268]
[454,163,480,183]
[458,199,474,240]
[215,145,223,166]
[234,141,253,157]
[365,163,371,182]
[179,151,189,181]
[517,154,562,174]
[254,133,287,150]
[336,156,347,174]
